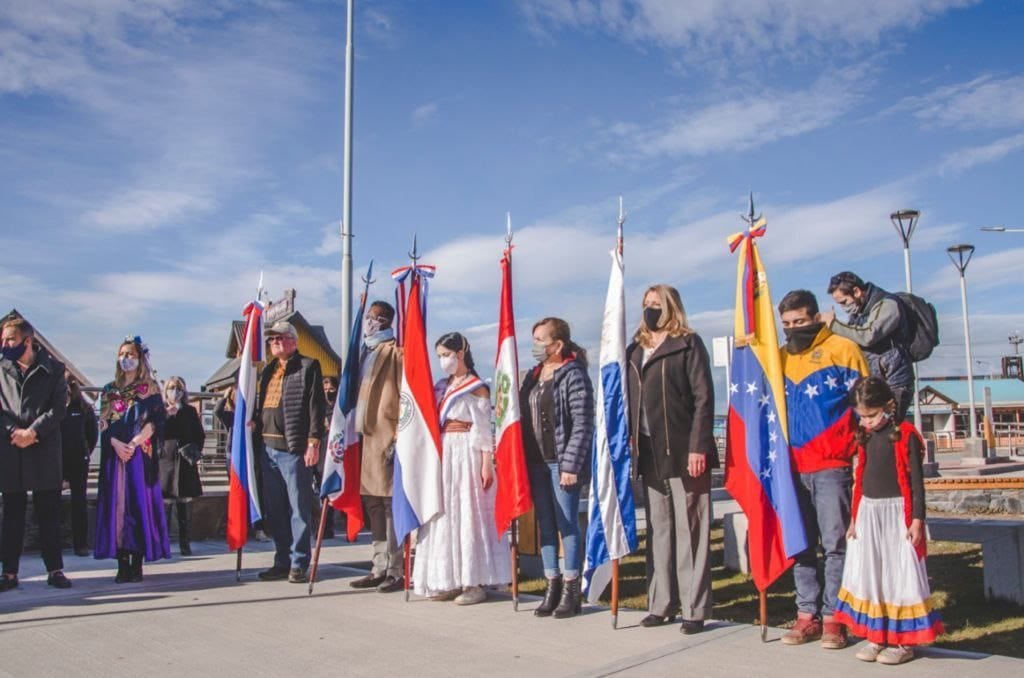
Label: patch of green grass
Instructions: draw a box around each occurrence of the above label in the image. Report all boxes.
[519,528,1024,657]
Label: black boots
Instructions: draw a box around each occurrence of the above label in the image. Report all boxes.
[176,502,192,556]
[553,577,582,618]
[129,552,143,582]
[115,550,131,583]
[534,577,563,617]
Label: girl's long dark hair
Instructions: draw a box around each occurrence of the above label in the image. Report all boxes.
[533,317,588,369]
[435,332,480,379]
[850,376,899,445]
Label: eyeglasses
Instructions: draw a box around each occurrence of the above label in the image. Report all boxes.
[267,336,291,344]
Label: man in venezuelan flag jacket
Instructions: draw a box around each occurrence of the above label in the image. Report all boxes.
[777,289,868,651]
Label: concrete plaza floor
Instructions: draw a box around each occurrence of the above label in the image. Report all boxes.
[1,538,1021,678]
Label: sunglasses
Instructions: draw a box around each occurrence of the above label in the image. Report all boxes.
[267,336,292,344]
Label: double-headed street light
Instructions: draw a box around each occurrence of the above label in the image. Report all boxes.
[947,243,979,443]
[892,209,922,434]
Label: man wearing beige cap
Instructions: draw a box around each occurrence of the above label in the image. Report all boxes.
[253,320,326,583]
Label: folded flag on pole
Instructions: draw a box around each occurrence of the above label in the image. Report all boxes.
[583,246,638,603]
[320,266,373,542]
[390,264,444,543]
[227,298,264,551]
[493,245,532,538]
[724,215,808,591]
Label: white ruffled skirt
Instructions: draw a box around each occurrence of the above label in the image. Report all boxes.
[412,431,512,596]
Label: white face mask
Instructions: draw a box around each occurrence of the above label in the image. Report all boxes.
[119,356,139,372]
[363,315,385,338]
[167,388,182,402]
[439,354,458,376]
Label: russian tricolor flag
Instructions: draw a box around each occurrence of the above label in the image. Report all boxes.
[227,299,264,551]
[391,269,444,543]
[583,247,638,603]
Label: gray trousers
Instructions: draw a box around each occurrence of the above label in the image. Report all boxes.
[641,450,713,620]
[363,495,402,578]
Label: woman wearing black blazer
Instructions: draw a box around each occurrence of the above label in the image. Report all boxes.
[626,284,717,635]
[160,376,204,556]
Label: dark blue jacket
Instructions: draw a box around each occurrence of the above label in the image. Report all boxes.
[520,357,594,476]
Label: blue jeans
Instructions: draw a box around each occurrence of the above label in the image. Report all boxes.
[528,463,582,579]
[794,467,852,618]
[261,446,313,571]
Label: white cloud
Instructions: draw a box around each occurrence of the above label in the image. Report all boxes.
[519,0,975,59]
[939,132,1024,175]
[606,64,871,159]
[896,75,1024,131]
[411,102,439,124]
[919,247,1024,299]
[83,189,214,230]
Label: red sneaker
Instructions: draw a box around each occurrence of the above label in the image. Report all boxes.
[781,615,823,645]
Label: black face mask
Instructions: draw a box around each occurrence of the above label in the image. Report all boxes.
[783,322,824,354]
[644,307,662,330]
[325,390,337,404]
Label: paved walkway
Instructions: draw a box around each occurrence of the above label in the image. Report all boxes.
[1,538,1021,678]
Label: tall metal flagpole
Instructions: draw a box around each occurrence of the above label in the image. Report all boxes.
[340,0,356,350]
[506,212,521,612]
[611,195,625,630]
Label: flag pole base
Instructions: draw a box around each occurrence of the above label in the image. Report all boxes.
[611,558,620,630]
[309,498,330,596]
[759,589,769,642]
[235,548,243,582]
[403,536,411,603]
[511,519,520,612]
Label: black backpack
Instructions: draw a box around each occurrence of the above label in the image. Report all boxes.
[892,292,940,362]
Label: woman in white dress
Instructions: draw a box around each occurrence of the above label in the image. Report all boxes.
[413,332,511,604]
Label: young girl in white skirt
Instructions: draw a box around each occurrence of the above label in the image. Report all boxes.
[412,332,511,604]
[834,376,943,665]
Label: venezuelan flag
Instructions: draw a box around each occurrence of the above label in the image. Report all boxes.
[724,218,808,591]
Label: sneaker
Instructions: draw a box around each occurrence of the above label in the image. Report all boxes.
[257,566,290,581]
[429,589,461,601]
[0,575,18,592]
[877,646,914,665]
[781,615,823,645]
[821,620,847,649]
[47,571,72,589]
[454,586,487,606]
[349,573,387,589]
[254,529,271,543]
[855,642,885,662]
[376,575,404,593]
[288,568,308,584]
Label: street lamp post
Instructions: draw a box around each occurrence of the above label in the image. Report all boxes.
[947,243,984,457]
[891,209,922,435]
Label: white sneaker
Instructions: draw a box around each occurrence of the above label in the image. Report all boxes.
[855,642,884,662]
[877,646,914,665]
[454,586,487,606]
[429,589,460,601]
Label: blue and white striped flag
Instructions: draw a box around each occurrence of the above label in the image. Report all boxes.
[582,247,638,603]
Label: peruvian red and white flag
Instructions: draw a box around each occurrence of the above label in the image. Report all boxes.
[391,268,444,542]
[493,246,532,537]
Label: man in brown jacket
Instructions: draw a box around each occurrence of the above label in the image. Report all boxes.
[349,301,404,592]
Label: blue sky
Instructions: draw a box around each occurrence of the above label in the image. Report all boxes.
[2,0,1023,408]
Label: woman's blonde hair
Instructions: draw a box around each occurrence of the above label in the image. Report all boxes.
[634,284,692,347]
[163,376,190,405]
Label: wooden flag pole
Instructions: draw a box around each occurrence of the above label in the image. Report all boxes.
[760,589,769,642]
[403,535,412,602]
[511,518,520,611]
[611,558,620,629]
[235,548,243,582]
[308,498,331,595]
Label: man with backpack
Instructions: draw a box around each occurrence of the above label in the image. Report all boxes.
[821,271,938,421]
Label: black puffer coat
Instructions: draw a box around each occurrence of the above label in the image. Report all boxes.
[520,357,594,476]
[0,345,67,492]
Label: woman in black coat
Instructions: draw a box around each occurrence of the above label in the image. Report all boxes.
[61,372,98,556]
[625,284,716,635]
[159,376,204,555]
[519,317,594,619]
